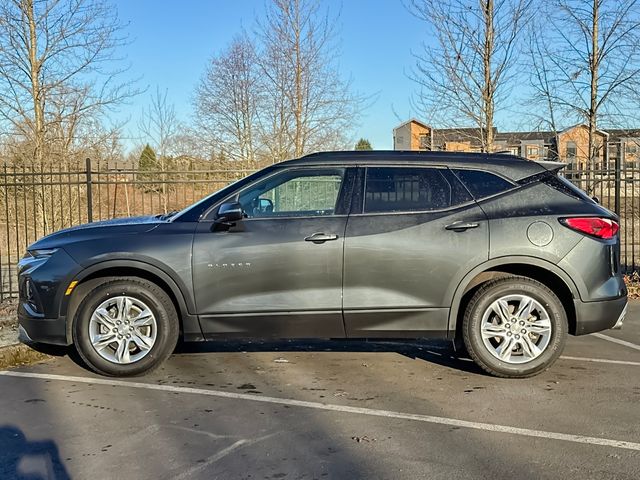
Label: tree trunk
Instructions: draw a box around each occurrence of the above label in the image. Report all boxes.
[588,0,599,170]
[483,0,495,153]
[25,0,44,163]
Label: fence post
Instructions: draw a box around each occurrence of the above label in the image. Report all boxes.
[614,153,621,216]
[85,157,93,223]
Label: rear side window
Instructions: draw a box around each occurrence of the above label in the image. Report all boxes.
[364,167,470,213]
[542,174,596,203]
[452,169,514,199]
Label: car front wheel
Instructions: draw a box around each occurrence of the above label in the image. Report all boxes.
[462,276,568,378]
[73,277,179,376]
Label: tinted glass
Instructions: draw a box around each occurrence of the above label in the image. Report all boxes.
[364,167,456,213]
[238,169,344,218]
[452,169,514,199]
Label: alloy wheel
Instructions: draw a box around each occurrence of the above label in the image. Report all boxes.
[480,294,552,364]
[88,296,157,364]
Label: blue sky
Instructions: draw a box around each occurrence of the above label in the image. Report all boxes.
[112,0,427,151]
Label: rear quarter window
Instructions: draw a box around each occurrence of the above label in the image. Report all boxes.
[452,169,515,199]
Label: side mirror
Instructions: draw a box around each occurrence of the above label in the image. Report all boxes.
[215,202,243,224]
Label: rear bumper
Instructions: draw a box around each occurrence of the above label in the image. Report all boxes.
[573,295,627,336]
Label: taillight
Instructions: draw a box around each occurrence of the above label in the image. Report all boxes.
[560,217,619,239]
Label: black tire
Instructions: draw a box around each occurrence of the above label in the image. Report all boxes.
[73,277,179,377]
[462,276,568,378]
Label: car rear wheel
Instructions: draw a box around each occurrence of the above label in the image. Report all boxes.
[73,277,179,376]
[462,276,568,378]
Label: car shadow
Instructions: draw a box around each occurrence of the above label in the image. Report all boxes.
[0,425,71,480]
[174,338,485,375]
[23,337,484,376]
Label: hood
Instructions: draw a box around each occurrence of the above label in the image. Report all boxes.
[29,215,164,250]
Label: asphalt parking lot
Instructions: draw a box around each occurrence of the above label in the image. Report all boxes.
[1,305,639,480]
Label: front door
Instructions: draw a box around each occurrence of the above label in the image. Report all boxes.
[192,167,352,339]
[343,166,489,337]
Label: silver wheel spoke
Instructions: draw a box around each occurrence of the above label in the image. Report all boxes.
[481,323,507,339]
[526,318,552,335]
[132,309,154,327]
[117,296,132,321]
[93,308,115,329]
[92,332,117,350]
[497,336,515,361]
[491,299,511,323]
[515,296,534,320]
[115,338,131,363]
[132,332,153,351]
[520,335,542,359]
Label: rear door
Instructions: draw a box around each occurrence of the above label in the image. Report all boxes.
[343,165,489,337]
[192,167,354,339]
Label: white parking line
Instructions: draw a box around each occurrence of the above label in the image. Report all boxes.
[560,355,640,366]
[592,333,640,352]
[1,370,639,452]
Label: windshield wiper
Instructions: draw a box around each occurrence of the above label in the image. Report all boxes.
[156,210,179,221]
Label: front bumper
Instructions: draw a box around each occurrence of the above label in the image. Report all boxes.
[17,248,80,346]
[573,295,628,335]
[18,313,69,345]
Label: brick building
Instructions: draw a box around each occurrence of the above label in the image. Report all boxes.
[392,119,640,172]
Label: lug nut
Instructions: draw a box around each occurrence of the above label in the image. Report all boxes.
[515,334,520,339]
[505,324,510,329]
[126,334,131,338]
[112,328,117,333]
[116,321,121,325]
[520,321,525,326]
[507,332,512,336]
[117,334,123,339]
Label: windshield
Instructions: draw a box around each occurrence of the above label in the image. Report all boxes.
[170,167,276,222]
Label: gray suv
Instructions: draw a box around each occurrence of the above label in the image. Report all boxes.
[18,151,627,378]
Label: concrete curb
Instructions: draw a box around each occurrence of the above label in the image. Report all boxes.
[0,342,51,370]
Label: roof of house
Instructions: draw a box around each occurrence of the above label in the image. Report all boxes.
[392,118,430,131]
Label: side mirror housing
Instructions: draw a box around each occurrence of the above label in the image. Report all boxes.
[215,202,243,224]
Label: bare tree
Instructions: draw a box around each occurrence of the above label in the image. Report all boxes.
[522,24,565,158]
[194,35,261,167]
[408,0,531,152]
[257,0,362,160]
[0,0,137,164]
[139,87,181,212]
[531,0,640,165]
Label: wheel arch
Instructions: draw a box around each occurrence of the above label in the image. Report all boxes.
[62,260,202,344]
[448,257,579,338]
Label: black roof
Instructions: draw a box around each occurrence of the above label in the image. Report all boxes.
[279,150,562,182]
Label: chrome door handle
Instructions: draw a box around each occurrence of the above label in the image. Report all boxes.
[304,232,339,243]
[445,221,479,232]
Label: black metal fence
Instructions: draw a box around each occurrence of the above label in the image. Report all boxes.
[0,159,253,298]
[0,160,635,298]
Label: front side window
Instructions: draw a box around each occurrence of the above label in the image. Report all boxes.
[363,167,465,213]
[238,169,344,218]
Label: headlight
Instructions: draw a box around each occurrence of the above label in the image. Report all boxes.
[25,248,58,259]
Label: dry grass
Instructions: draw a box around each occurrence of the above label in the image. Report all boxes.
[0,299,17,320]
[624,272,640,299]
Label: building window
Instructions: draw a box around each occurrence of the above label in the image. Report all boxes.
[566,141,577,159]
[419,134,429,150]
[626,141,639,155]
[508,147,519,156]
[526,146,539,157]
[396,136,404,145]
